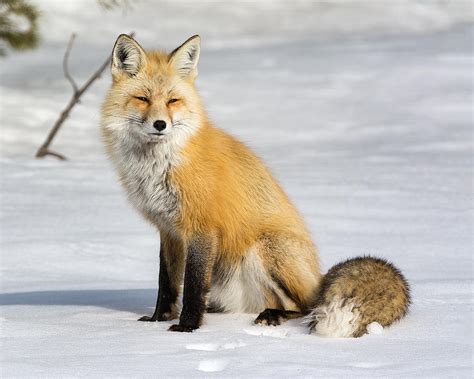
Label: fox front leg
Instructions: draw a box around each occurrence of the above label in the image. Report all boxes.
[139,236,184,322]
[169,235,216,332]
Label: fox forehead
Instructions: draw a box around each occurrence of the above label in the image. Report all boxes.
[115,50,185,96]
[143,50,170,74]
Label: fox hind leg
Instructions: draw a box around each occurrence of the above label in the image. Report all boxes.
[253,234,321,326]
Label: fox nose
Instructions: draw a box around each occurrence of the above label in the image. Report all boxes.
[153,120,167,132]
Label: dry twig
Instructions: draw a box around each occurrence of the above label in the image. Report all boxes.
[63,33,79,96]
[35,32,134,160]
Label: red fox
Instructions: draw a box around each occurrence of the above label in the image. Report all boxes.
[101,34,410,337]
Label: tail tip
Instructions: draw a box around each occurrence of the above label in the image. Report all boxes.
[366,321,383,335]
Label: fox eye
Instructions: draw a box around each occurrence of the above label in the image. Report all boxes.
[168,98,179,105]
[135,96,149,103]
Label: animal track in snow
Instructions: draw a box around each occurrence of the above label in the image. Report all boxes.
[186,341,246,351]
[221,341,247,349]
[244,326,290,338]
[186,343,219,351]
[188,341,246,372]
[198,359,228,372]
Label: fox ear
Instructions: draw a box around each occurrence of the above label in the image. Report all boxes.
[111,34,147,78]
[168,35,201,79]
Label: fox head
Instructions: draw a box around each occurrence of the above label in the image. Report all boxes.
[101,34,204,151]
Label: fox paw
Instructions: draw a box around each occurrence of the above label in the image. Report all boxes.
[254,309,287,326]
[138,312,177,322]
[168,324,196,332]
[138,315,158,322]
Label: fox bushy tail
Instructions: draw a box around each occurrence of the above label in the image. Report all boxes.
[307,256,410,338]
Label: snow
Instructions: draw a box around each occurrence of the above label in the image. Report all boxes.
[1,0,473,377]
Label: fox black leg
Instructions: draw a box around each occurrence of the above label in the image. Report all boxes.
[169,235,216,332]
[255,309,303,326]
[139,241,179,322]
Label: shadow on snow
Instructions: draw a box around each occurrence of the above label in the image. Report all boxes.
[0,289,156,314]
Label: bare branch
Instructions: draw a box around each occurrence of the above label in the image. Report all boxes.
[36,148,67,160]
[35,32,135,160]
[63,33,79,95]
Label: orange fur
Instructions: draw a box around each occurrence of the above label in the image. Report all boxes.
[173,123,309,255]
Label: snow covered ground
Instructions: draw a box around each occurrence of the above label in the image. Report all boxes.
[1,0,473,377]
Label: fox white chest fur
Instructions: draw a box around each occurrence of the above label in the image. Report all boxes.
[113,141,180,232]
